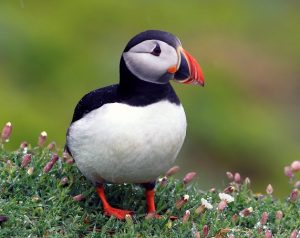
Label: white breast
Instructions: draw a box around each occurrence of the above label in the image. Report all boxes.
[67,100,187,184]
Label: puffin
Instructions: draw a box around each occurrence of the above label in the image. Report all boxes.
[66,30,204,220]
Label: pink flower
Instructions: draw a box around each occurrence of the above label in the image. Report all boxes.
[183,172,197,185]
[291,161,300,172]
[284,166,294,178]
[165,166,180,176]
[1,122,12,142]
[289,189,298,203]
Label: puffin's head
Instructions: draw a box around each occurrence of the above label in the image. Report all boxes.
[122,30,204,86]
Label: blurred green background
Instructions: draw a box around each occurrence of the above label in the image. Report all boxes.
[1,1,299,196]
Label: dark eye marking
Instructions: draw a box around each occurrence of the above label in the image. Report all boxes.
[150,43,161,56]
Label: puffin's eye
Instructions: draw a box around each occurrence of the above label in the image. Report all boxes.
[150,44,161,56]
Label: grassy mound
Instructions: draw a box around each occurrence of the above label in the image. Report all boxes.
[0,138,299,237]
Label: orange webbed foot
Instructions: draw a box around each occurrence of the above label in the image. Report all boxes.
[104,206,134,220]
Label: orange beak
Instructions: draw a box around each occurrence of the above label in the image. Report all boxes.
[172,47,204,86]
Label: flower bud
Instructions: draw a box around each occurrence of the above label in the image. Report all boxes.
[234,173,241,183]
[47,141,56,150]
[62,151,70,161]
[294,181,300,189]
[195,205,206,214]
[125,214,133,224]
[158,176,168,186]
[290,230,299,238]
[27,167,34,175]
[223,186,235,194]
[202,225,209,237]
[21,154,32,168]
[66,158,74,164]
[182,210,190,223]
[226,171,234,180]
[194,231,200,238]
[232,214,238,223]
[60,177,69,186]
[265,230,272,238]
[291,160,300,172]
[260,212,268,225]
[19,141,28,149]
[1,122,12,142]
[183,172,197,185]
[165,165,180,176]
[175,195,189,209]
[73,194,85,201]
[244,177,251,186]
[0,215,8,224]
[266,184,273,195]
[6,160,12,169]
[275,210,283,220]
[38,131,47,147]
[239,207,253,217]
[51,153,59,163]
[43,161,54,173]
[218,200,228,211]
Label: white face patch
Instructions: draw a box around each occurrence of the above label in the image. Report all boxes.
[123,40,178,84]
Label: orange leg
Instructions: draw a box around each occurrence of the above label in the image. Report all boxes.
[145,189,160,218]
[96,185,133,220]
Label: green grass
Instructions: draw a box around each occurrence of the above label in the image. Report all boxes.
[0,142,299,237]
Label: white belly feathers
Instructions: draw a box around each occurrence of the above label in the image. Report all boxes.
[67,100,187,184]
